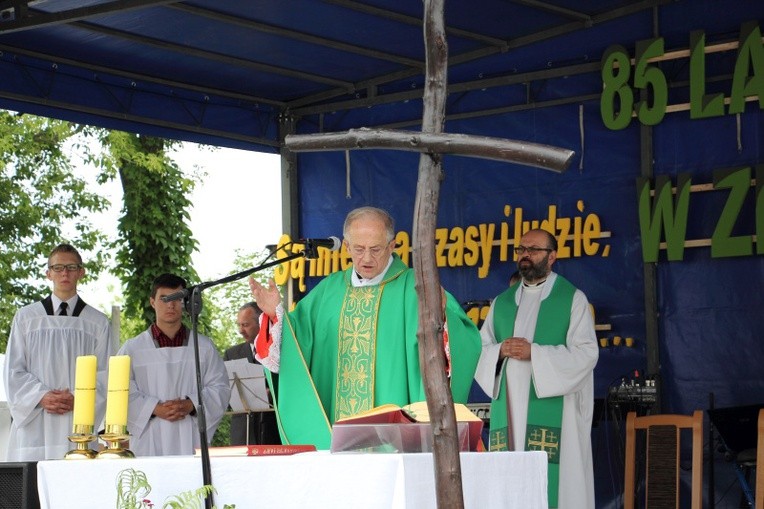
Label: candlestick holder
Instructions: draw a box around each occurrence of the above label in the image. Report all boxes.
[96,424,134,459]
[65,424,98,459]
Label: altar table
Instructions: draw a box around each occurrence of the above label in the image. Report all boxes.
[37,450,547,508]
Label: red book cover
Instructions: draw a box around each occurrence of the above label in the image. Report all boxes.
[196,444,316,457]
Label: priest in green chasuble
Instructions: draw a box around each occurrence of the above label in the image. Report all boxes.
[249,206,482,449]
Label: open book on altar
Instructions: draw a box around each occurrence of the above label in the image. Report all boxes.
[331,402,484,453]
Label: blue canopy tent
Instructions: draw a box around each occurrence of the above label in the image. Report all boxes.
[1,1,762,506]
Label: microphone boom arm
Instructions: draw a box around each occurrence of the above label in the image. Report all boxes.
[183,248,310,509]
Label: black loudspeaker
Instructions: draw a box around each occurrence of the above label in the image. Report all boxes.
[0,462,40,509]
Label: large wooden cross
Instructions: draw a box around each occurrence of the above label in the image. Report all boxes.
[285,1,573,507]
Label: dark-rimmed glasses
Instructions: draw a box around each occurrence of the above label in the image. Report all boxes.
[514,246,553,255]
[48,264,82,272]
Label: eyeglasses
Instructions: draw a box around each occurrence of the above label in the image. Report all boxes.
[49,264,82,272]
[348,245,389,258]
[513,246,553,255]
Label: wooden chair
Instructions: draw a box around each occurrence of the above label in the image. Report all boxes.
[624,410,703,509]
[756,408,764,509]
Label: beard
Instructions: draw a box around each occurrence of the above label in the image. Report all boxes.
[517,254,550,282]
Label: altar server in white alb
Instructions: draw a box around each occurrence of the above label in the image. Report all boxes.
[474,229,599,509]
[4,243,116,460]
[118,273,230,456]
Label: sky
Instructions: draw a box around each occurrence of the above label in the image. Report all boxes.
[77,143,282,304]
[178,143,282,280]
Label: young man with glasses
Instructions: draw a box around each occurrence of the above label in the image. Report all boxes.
[4,243,116,460]
[474,229,599,509]
[248,206,482,448]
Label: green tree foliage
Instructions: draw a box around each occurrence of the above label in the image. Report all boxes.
[0,111,108,349]
[98,131,203,336]
[204,247,275,352]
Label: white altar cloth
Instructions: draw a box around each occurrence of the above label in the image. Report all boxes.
[37,450,547,508]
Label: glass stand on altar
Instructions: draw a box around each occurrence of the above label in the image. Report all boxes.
[330,422,469,453]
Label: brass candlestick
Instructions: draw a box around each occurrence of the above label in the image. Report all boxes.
[65,424,98,459]
[96,424,134,459]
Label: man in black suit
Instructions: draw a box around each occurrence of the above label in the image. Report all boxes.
[223,302,280,445]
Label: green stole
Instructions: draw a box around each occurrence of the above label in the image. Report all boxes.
[488,275,574,508]
[334,283,384,420]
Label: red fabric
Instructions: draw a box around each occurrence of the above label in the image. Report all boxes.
[254,312,277,359]
[150,323,186,348]
[443,325,452,378]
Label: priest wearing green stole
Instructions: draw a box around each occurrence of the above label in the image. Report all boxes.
[249,206,482,450]
[474,229,598,509]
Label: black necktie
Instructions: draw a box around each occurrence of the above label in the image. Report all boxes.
[58,302,68,316]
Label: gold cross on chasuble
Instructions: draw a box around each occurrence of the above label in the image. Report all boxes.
[489,428,510,451]
[334,285,382,421]
[526,424,561,464]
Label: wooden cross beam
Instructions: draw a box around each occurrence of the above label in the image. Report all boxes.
[285,128,574,173]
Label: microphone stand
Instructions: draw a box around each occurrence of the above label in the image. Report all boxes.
[172,247,315,509]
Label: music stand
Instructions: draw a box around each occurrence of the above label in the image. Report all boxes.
[225,359,270,445]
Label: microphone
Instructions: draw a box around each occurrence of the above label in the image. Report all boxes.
[160,288,189,303]
[298,236,342,251]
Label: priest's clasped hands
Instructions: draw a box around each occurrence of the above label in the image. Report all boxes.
[499,338,532,361]
[41,389,74,414]
[152,398,195,422]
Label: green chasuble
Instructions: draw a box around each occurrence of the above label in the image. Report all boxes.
[273,254,482,449]
[488,276,575,508]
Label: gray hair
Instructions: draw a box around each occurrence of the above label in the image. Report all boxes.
[239,301,262,316]
[343,206,395,243]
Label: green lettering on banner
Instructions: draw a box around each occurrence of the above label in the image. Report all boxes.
[634,37,668,126]
[600,45,633,130]
[690,30,725,119]
[637,174,691,262]
[602,21,764,129]
[729,21,764,114]
[712,167,753,257]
